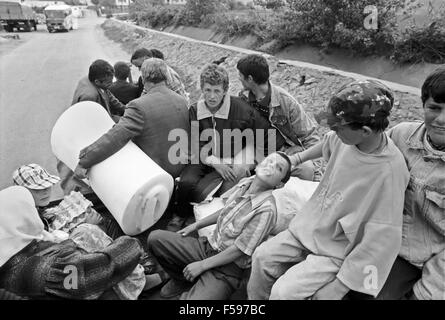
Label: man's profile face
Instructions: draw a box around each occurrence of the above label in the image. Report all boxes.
[238,71,251,91]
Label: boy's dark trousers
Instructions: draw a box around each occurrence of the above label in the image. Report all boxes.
[148,229,243,300]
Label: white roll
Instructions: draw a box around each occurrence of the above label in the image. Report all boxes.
[51,101,174,235]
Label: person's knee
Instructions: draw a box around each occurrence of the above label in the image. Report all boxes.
[270,278,296,300]
[252,243,273,269]
[147,229,170,252]
[269,279,292,300]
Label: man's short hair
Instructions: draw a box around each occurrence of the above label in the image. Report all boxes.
[150,49,164,60]
[131,48,152,62]
[200,64,229,92]
[141,58,168,84]
[421,67,445,105]
[88,59,114,82]
[276,152,292,184]
[113,61,130,80]
[236,54,270,85]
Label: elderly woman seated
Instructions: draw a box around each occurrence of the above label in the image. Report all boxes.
[0,164,144,299]
[171,64,271,230]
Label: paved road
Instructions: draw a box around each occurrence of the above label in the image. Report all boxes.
[0,12,135,199]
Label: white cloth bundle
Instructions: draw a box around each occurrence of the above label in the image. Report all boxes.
[51,101,174,235]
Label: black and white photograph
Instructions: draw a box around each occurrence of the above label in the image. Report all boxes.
[0,0,443,309]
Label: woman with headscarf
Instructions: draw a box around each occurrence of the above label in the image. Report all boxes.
[0,186,143,299]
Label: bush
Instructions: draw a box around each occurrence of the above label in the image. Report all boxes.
[207,10,272,39]
[184,0,225,25]
[273,0,403,54]
[253,0,285,10]
[129,1,187,28]
[128,0,445,65]
[225,0,252,11]
[393,20,445,64]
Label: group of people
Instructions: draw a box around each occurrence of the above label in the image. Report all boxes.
[0,47,443,300]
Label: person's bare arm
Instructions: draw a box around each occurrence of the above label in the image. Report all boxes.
[289,142,323,168]
[182,245,245,282]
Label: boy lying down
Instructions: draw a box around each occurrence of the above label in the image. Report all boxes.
[148,152,292,300]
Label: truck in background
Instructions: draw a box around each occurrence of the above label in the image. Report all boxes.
[44,4,73,33]
[0,1,37,32]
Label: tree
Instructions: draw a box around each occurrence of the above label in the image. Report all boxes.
[253,0,285,10]
[100,0,117,8]
[185,0,224,24]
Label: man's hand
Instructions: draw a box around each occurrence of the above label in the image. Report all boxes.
[73,164,88,180]
[213,164,237,182]
[183,261,206,282]
[311,278,350,300]
[177,223,198,237]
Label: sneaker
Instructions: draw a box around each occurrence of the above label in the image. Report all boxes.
[160,278,191,299]
[166,214,187,232]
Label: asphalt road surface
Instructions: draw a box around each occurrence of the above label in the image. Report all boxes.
[0,12,136,199]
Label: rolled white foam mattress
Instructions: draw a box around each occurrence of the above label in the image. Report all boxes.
[51,101,174,235]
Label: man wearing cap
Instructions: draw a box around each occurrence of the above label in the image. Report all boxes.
[247,80,410,300]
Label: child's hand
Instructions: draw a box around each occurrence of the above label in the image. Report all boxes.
[311,278,349,300]
[177,223,197,237]
[183,261,205,282]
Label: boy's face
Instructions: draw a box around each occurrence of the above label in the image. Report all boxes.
[29,187,52,207]
[330,123,366,145]
[202,83,226,109]
[424,97,445,147]
[255,153,288,188]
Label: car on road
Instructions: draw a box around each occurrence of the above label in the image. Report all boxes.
[44,4,73,33]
